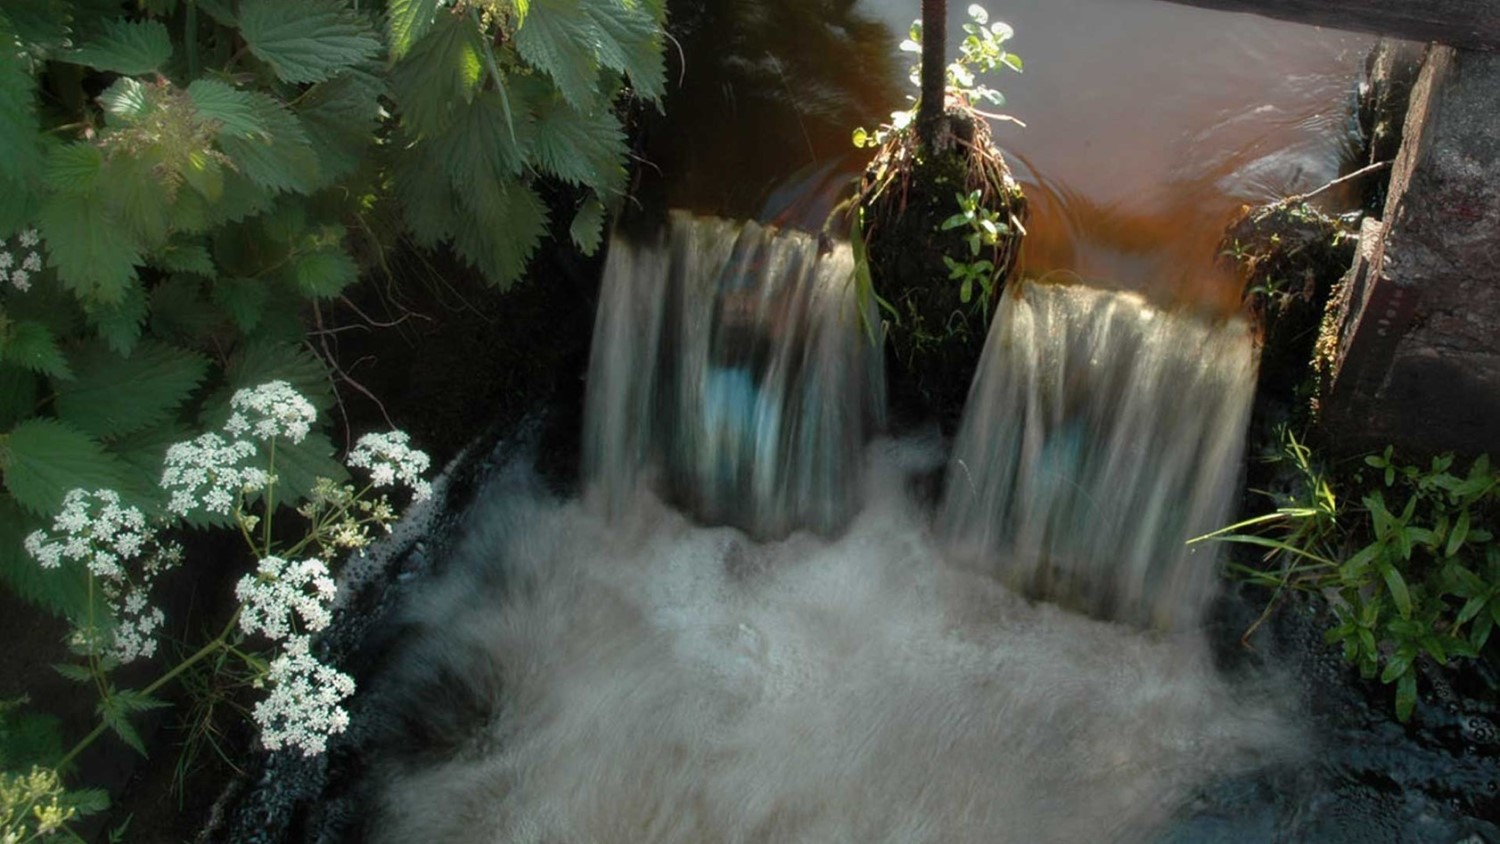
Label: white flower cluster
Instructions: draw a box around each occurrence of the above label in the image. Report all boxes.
[235,555,337,641]
[252,636,355,756]
[236,555,353,756]
[0,228,42,292]
[347,431,433,501]
[22,490,181,663]
[161,433,265,517]
[225,380,316,445]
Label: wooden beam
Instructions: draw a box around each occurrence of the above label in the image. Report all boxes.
[1156,0,1500,51]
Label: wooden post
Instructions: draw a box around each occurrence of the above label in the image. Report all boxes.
[1156,0,1500,51]
[917,0,946,150]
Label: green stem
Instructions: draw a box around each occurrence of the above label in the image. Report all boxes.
[470,7,517,146]
[185,1,200,79]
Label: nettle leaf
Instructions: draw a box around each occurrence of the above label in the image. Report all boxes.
[0,496,91,619]
[262,431,348,506]
[83,280,149,356]
[219,339,335,413]
[212,277,269,331]
[188,79,268,140]
[37,192,143,304]
[0,365,38,429]
[239,0,382,84]
[0,15,42,186]
[531,93,627,196]
[68,18,173,75]
[107,420,190,482]
[391,14,483,137]
[1,321,71,379]
[295,70,385,182]
[217,93,321,194]
[155,240,216,276]
[44,142,104,193]
[388,0,441,60]
[99,77,150,123]
[434,89,536,188]
[98,154,173,248]
[453,179,548,288]
[569,193,605,256]
[290,247,359,298]
[2,419,137,516]
[53,340,209,438]
[583,0,665,104]
[515,0,601,112]
[149,273,221,342]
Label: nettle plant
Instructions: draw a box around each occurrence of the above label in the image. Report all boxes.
[0,0,665,611]
[1195,430,1500,721]
[4,381,430,839]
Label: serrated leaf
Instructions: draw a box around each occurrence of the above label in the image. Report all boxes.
[583,0,665,103]
[112,689,169,712]
[531,93,626,196]
[99,77,150,123]
[452,179,547,288]
[390,14,483,137]
[433,89,536,188]
[0,495,92,618]
[83,281,149,356]
[148,274,222,342]
[68,18,173,75]
[217,93,321,194]
[2,419,137,516]
[212,277,268,331]
[106,421,189,480]
[569,193,605,255]
[263,430,347,505]
[1,320,70,378]
[53,663,95,683]
[37,192,143,304]
[388,0,441,60]
[43,142,104,193]
[97,154,172,249]
[0,13,42,186]
[515,0,602,111]
[290,248,358,298]
[239,0,382,84]
[98,698,147,757]
[156,241,216,276]
[215,340,335,414]
[53,341,209,438]
[393,141,459,247]
[295,70,384,182]
[188,79,268,140]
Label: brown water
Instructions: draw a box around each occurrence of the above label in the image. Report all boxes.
[643,0,1370,313]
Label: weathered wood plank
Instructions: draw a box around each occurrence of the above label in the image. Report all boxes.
[1158,0,1500,51]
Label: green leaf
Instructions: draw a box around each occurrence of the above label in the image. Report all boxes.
[98,697,147,757]
[582,0,666,103]
[433,88,536,187]
[1378,560,1412,618]
[212,277,269,331]
[569,193,606,256]
[83,281,149,356]
[43,142,104,193]
[1,320,71,379]
[1379,651,1411,684]
[262,431,347,505]
[112,689,169,713]
[390,14,483,136]
[53,341,209,438]
[37,192,143,304]
[1394,670,1417,722]
[99,77,150,123]
[0,17,41,188]
[155,241,216,277]
[53,663,94,683]
[68,18,172,75]
[295,70,384,182]
[393,142,459,247]
[2,419,137,516]
[97,154,173,249]
[149,274,221,342]
[0,365,38,429]
[290,248,359,298]
[0,496,91,618]
[1446,508,1470,557]
[530,92,627,196]
[188,79,268,140]
[238,0,382,84]
[216,93,321,194]
[514,0,601,111]
[1000,52,1023,72]
[218,339,335,413]
[105,421,189,480]
[388,0,441,60]
[452,179,548,288]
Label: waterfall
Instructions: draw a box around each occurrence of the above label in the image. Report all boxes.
[582,211,885,538]
[939,280,1257,630]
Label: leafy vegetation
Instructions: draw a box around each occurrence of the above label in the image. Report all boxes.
[1194,428,1500,721]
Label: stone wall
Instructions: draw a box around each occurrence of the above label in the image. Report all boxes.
[1320,46,1500,456]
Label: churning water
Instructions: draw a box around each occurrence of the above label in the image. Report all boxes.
[362,217,1293,843]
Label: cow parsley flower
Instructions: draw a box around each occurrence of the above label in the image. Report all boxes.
[235,555,338,641]
[251,635,355,756]
[1,228,41,292]
[225,381,317,445]
[160,432,265,517]
[347,431,432,501]
[22,489,179,663]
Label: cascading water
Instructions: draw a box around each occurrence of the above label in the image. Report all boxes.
[582,211,885,538]
[940,280,1257,630]
[359,218,1295,844]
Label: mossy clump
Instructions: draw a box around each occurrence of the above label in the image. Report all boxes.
[856,110,1026,430]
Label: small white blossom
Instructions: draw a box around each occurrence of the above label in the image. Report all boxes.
[228,381,317,445]
[9,268,30,291]
[161,432,264,517]
[18,228,38,248]
[236,555,338,641]
[251,635,355,756]
[21,251,40,272]
[347,431,432,501]
[22,489,178,664]
[0,251,12,269]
